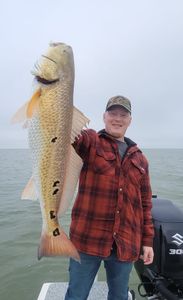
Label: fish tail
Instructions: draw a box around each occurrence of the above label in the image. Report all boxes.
[38,227,80,262]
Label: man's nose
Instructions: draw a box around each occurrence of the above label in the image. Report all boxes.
[115,114,122,120]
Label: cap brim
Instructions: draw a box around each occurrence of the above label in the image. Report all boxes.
[106,104,131,113]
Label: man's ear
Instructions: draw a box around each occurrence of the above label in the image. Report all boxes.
[128,115,132,126]
[103,112,106,124]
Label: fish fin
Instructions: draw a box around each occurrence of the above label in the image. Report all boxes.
[22,119,30,129]
[11,88,41,124]
[21,175,37,200]
[58,146,83,215]
[11,101,29,124]
[38,227,80,262]
[71,106,90,143]
[57,108,89,215]
[26,88,41,118]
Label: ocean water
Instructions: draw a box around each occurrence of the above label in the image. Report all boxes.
[0,149,183,300]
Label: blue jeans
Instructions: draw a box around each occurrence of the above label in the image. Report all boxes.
[65,249,133,300]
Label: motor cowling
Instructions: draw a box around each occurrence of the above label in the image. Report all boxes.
[151,198,183,283]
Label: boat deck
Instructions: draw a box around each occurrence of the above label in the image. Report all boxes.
[37,281,108,300]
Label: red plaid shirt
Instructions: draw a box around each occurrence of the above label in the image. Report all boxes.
[70,129,154,262]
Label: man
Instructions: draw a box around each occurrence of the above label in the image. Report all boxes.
[65,95,154,300]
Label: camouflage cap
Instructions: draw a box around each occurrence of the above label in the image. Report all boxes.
[106,95,131,113]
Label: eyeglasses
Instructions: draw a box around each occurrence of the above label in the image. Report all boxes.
[107,110,130,118]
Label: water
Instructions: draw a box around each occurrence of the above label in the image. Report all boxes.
[0,149,183,300]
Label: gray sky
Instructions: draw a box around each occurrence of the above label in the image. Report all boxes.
[1,0,183,148]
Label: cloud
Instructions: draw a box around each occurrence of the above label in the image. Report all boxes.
[1,0,183,148]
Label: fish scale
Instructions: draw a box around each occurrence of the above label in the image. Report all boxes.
[38,82,73,232]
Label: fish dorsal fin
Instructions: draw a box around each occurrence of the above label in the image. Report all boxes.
[21,175,38,200]
[58,107,90,215]
[11,88,41,124]
[71,106,90,143]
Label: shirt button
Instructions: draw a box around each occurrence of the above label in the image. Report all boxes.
[119,188,123,192]
[116,210,120,214]
[113,232,117,236]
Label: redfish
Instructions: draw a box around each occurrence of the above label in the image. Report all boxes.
[12,42,89,261]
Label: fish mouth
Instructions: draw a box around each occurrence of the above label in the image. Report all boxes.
[42,55,57,65]
[50,42,65,47]
[32,43,72,83]
[32,55,59,84]
[49,42,71,49]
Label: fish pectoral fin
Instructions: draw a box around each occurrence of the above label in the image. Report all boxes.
[26,88,41,118]
[11,88,41,124]
[11,101,29,124]
[21,175,37,200]
[71,106,90,143]
[38,227,80,262]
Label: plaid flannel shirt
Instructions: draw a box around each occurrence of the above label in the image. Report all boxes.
[70,129,154,261]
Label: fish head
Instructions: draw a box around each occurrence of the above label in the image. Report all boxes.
[32,42,74,84]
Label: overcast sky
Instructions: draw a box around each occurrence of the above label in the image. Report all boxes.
[1,0,183,148]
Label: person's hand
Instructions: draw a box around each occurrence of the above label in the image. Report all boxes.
[140,246,154,265]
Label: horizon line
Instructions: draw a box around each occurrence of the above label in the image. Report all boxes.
[1,147,183,150]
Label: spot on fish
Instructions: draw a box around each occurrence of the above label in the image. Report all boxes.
[51,137,57,143]
[52,188,59,195]
[50,210,56,219]
[53,228,60,236]
[53,180,60,187]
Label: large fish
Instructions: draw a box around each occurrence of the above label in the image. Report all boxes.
[12,42,89,261]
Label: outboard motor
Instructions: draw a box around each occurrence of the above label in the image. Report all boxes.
[134,197,183,300]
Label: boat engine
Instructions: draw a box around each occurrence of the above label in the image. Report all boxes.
[134,197,183,300]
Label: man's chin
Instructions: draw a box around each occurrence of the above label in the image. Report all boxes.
[108,132,123,139]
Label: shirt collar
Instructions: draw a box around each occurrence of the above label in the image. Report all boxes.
[98,129,135,146]
[97,129,141,155]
